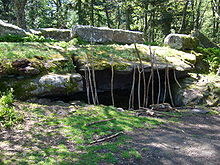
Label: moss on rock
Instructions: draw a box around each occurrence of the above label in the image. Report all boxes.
[70,44,197,71]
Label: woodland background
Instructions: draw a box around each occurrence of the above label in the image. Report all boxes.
[0,0,219,44]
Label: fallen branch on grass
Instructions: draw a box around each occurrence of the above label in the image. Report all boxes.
[138,108,179,117]
[86,118,115,126]
[89,131,124,145]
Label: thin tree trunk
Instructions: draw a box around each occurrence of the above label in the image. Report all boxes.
[90,0,95,26]
[14,0,27,29]
[104,0,111,28]
[143,3,148,39]
[179,0,189,33]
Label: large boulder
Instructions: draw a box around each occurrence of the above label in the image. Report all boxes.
[72,25,144,44]
[0,19,27,36]
[173,74,220,107]
[0,73,83,99]
[164,34,198,50]
[33,28,72,41]
[70,44,197,72]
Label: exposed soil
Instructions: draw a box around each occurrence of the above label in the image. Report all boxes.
[124,109,220,165]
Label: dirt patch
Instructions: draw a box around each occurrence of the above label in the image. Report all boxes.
[125,111,220,165]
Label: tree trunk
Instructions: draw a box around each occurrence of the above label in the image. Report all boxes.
[195,0,202,29]
[125,4,132,30]
[14,0,27,29]
[117,4,121,29]
[103,0,111,28]
[179,0,189,33]
[143,3,148,39]
[90,0,95,26]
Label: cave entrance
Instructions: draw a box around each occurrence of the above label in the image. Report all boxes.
[60,69,185,109]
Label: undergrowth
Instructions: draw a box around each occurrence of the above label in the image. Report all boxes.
[0,89,23,128]
[0,34,57,42]
[196,47,220,73]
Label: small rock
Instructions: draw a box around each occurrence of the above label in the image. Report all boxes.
[217,68,220,76]
[24,66,40,75]
[12,59,30,68]
[117,108,124,112]
[69,100,81,106]
[191,108,209,114]
[37,98,52,105]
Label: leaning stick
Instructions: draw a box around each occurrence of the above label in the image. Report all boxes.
[84,68,91,104]
[163,63,168,103]
[137,65,141,109]
[166,64,174,106]
[173,69,181,88]
[150,46,155,105]
[156,62,161,104]
[89,132,124,145]
[91,46,99,105]
[134,43,146,107]
[111,62,115,106]
[145,73,152,107]
[129,65,136,110]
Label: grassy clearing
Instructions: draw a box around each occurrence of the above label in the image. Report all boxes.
[0,42,61,61]
[0,102,163,164]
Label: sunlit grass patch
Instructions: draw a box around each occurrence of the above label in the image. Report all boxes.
[0,42,61,60]
[0,102,163,164]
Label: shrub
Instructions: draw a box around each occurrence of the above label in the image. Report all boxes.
[196,47,220,73]
[0,34,57,42]
[0,89,23,128]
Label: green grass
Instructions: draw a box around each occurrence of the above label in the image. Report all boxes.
[0,42,60,61]
[69,44,151,70]
[0,89,23,128]
[0,103,163,164]
[121,149,142,159]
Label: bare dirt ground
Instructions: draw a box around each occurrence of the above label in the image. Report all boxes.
[125,110,220,165]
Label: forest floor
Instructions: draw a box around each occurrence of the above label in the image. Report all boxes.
[126,107,220,165]
[0,100,219,165]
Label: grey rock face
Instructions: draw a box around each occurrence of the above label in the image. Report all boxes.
[34,28,72,41]
[0,19,27,36]
[31,73,83,97]
[72,25,144,44]
[164,34,198,50]
[173,74,220,107]
[0,73,83,99]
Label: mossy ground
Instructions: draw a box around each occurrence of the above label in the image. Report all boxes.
[0,101,164,164]
[68,44,196,71]
[0,42,75,75]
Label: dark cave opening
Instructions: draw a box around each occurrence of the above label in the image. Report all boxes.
[54,68,187,109]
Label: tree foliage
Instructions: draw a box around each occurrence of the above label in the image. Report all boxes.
[0,0,219,43]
